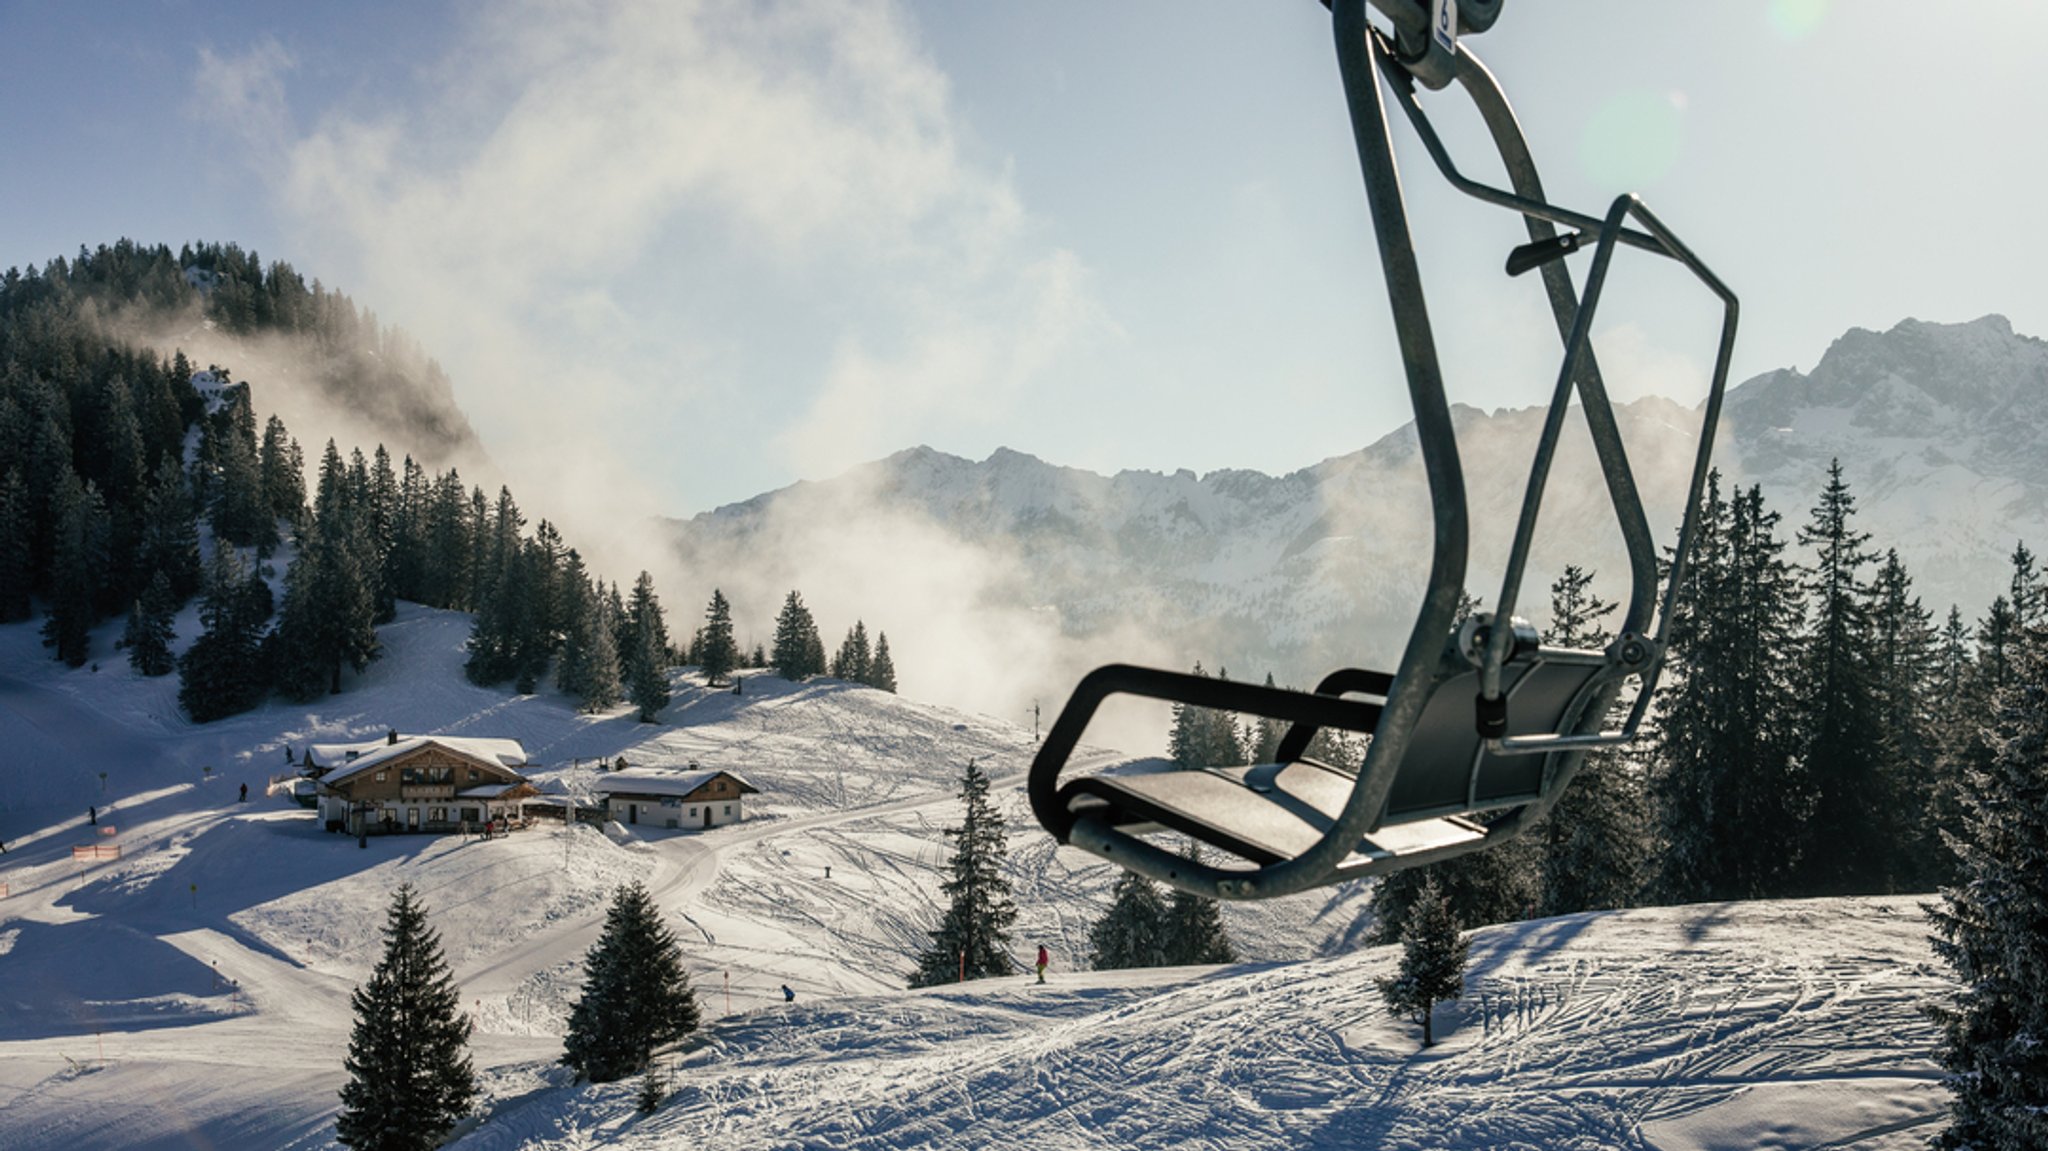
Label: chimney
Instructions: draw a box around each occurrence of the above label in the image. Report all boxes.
[387,729,399,745]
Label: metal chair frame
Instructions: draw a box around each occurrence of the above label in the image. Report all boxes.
[1027,0,1738,900]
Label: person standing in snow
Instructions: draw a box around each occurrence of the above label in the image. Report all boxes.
[238,782,247,802]
[89,805,96,826]
[1037,944,1049,984]
[781,984,795,1003]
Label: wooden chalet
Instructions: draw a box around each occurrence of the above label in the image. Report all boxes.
[309,733,536,835]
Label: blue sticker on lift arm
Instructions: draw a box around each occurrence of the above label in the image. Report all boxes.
[1431,0,1457,56]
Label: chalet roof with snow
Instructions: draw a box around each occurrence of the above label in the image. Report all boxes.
[593,769,758,800]
[312,736,529,787]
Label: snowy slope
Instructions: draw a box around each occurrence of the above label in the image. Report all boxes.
[0,604,1951,1150]
[0,605,1374,1149]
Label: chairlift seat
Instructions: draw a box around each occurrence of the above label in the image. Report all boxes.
[1036,643,1615,889]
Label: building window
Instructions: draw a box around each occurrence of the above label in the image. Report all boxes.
[468,769,480,782]
[724,804,732,815]
[375,771,387,782]
[689,807,697,818]
[429,807,448,823]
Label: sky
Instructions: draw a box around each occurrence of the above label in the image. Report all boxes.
[3,0,2046,525]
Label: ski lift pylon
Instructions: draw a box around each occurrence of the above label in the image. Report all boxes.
[1027,0,1738,900]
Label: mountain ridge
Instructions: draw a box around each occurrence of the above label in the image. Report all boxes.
[667,315,2046,709]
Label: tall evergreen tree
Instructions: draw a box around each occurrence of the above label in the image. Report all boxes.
[697,589,738,686]
[137,456,203,604]
[514,520,566,694]
[274,442,380,699]
[912,759,1019,986]
[770,590,825,680]
[1167,663,1246,769]
[625,572,670,723]
[336,885,478,1151]
[0,467,30,621]
[562,881,702,1083]
[867,632,897,693]
[832,620,872,683]
[1534,565,1646,916]
[1649,476,1810,901]
[556,550,621,712]
[123,571,177,677]
[178,546,274,722]
[1088,871,1168,970]
[1162,845,1237,965]
[1925,633,2048,1149]
[39,471,108,667]
[1376,876,1468,1048]
[463,488,529,686]
[203,385,272,550]
[2009,540,2042,632]
[257,414,305,527]
[1866,549,1943,891]
[1793,460,1887,894]
[1366,834,1539,945]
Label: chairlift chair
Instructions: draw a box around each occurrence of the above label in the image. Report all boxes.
[1028,0,1739,900]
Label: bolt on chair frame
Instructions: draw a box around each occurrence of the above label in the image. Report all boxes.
[1028,0,1738,900]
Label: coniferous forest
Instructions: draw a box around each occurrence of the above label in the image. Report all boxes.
[1,241,903,723]
[1165,459,2038,940]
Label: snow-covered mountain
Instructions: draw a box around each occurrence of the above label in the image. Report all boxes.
[670,315,2048,708]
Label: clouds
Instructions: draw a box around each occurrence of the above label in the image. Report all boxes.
[192,0,1112,561]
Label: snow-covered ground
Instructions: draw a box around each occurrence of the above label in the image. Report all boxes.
[0,606,1947,1149]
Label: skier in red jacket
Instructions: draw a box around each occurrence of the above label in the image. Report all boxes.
[1036,944,1049,984]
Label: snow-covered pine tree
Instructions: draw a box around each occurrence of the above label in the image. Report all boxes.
[1089,870,1167,970]
[770,590,824,680]
[1376,876,1468,1048]
[1162,845,1237,965]
[1534,565,1646,916]
[625,571,670,722]
[336,885,477,1151]
[562,881,701,1083]
[912,759,1019,986]
[697,589,738,685]
[1794,460,1889,895]
[1925,629,2048,1149]
[866,632,897,693]
[123,571,177,677]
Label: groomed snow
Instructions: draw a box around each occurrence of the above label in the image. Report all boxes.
[0,605,1947,1149]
